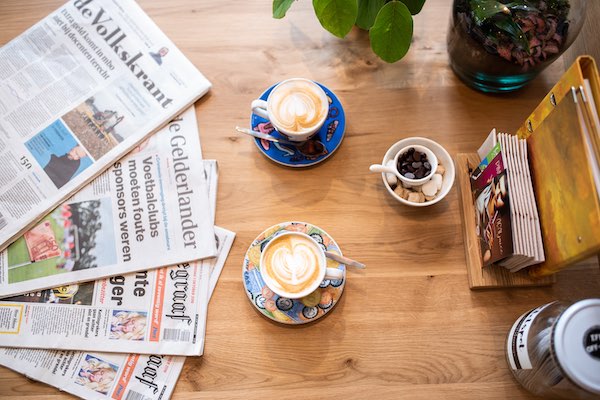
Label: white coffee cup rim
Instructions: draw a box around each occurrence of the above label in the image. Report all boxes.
[266,78,329,138]
[259,231,326,299]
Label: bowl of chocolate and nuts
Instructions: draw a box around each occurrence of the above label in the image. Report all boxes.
[372,137,455,207]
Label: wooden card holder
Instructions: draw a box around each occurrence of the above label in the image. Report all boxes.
[456,153,556,289]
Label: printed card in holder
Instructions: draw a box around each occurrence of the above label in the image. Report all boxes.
[470,142,513,266]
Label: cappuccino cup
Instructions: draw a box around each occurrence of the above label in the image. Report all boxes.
[259,231,344,299]
[251,78,329,142]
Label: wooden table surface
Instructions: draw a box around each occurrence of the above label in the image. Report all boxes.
[1,1,599,399]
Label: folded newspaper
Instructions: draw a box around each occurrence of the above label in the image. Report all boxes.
[0,226,233,354]
[0,121,228,355]
[0,227,235,399]
[0,156,234,399]
[0,133,235,399]
[0,0,211,253]
[0,107,216,298]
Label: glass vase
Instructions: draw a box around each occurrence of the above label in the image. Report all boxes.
[447,0,586,93]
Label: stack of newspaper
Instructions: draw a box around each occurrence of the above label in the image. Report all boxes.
[0,1,234,399]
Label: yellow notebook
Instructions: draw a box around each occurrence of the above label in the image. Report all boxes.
[516,56,600,277]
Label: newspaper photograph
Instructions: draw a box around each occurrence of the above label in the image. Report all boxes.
[0,107,216,297]
[0,228,236,400]
[0,0,211,252]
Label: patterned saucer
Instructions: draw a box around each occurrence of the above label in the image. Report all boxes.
[250,82,346,167]
[242,221,346,324]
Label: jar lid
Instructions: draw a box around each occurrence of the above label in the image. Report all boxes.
[554,298,600,394]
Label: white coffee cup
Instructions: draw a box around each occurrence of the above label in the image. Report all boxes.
[251,78,329,142]
[259,231,344,299]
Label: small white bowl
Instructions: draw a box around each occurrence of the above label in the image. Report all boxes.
[392,144,438,188]
[380,137,455,207]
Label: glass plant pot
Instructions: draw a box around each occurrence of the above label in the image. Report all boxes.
[447,0,586,93]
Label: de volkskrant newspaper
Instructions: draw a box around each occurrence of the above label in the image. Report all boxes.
[0,0,211,253]
[0,107,216,298]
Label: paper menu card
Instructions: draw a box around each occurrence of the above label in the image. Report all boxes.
[471,142,513,266]
[470,131,544,271]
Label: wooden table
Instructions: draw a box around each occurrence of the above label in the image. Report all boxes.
[1,1,599,399]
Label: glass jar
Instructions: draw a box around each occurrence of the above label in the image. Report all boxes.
[448,0,586,92]
[506,299,600,399]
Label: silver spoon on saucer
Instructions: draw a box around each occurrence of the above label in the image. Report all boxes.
[235,126,297,145]
[324,251,366,269]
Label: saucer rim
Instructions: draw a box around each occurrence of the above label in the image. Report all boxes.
[250,82,346,168]
[242,221,346,325]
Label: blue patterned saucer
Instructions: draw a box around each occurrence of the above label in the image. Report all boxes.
[242,221,346,325]
[250,82,346,167]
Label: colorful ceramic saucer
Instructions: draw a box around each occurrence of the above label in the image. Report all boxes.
[250,82,346,168]
[242,221,346,325]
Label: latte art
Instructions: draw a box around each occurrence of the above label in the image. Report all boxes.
[268,80,328,134]
[262,235,322,295]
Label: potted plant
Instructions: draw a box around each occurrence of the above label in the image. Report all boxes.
[447,0,586,92]
[273,0,426,63]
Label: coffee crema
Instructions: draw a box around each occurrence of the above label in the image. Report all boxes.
[261,234,322,295]
[268,80,328,134]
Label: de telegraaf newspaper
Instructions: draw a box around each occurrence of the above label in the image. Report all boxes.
[0,0,211,253]
[0,225,235,356]
[0,107,216,298]
[0,227,235,400]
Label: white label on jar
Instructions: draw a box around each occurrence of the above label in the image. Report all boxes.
[507,303,551,370]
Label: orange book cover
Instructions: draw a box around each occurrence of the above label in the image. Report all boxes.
[518,56,600,277]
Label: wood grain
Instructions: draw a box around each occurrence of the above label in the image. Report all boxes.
[0,1,598,399]
[564,0,600,68]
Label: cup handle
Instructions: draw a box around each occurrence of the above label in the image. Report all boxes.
[251,99,269,120]
[325,267,344,281]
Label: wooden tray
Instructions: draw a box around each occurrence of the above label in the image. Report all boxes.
[456,153,556,289]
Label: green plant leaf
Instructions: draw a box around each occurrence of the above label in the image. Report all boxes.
[356,0,386,30]
[504,1,538,13]
[273,0,295,19]
[312,0,359,38]
[369,1,413,63]
[494,16,530,53]
[470,0,511,24]
[400,0,426,15]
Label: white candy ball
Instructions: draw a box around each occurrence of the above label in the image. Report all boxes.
[421,180,437,197]
[385,159,397,186]
[432,174,443,191]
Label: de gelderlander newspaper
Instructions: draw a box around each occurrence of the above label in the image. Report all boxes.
[0,107,216,298]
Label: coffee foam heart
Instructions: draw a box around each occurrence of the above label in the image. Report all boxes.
[269,80,328,134]
[262,235,322,295]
